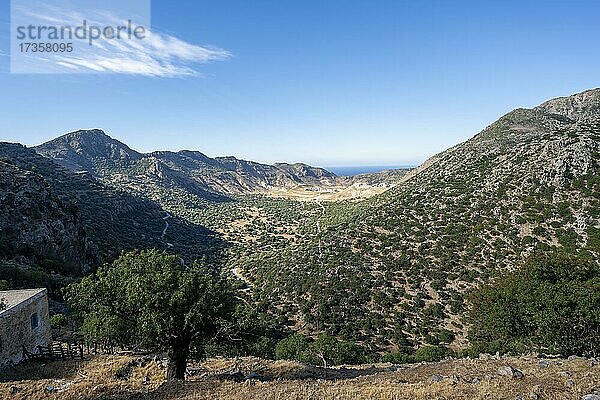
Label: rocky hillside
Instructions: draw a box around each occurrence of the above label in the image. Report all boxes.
[33,129,141,173]
[0,155,92,270]
[239,89,600,348]
[0,143,224,275]
[339,168,410,187]
[1,130,405,283]
[35,130,339,198]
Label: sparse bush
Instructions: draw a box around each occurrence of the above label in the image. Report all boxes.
[414,345,453,362]
[250,336,279,359]
[275,333,315,364]
[437,329,456,344]
[38,258,80,277]
[382,351,415,364]
[204,303,280,359]
[113,363,133,380]
[313,334,365,366]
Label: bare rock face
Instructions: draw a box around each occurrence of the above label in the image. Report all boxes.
[582,395,600,400]
[537,88,600,122]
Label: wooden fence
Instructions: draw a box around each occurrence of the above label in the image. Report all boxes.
[22,341,150,363]
[23,342,84,361]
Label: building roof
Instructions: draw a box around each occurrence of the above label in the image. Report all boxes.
[0,288,47,317]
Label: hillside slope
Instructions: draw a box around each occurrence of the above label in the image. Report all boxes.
[0,156,92,270]
[240,89,600,348]
[0,143,224,273]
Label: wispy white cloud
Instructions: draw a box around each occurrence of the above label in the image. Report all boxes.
[54,28,231,77]
[13,4,231,77]
[14,6,70,24]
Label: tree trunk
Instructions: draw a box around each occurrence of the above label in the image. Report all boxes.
[166,339,190,381]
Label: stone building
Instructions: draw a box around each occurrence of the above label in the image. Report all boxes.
[0,288,51,369]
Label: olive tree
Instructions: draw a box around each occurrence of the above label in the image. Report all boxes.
[66,249,235,380]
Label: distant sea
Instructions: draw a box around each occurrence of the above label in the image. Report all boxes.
[325,165,414,176]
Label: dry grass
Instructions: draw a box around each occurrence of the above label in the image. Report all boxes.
[1,355,598,400]
[0,355,163,399]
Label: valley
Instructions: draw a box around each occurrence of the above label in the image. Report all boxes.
[3,2,600,397]
[1,88,599,369]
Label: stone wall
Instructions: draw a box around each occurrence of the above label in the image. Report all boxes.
[0,289,51,369]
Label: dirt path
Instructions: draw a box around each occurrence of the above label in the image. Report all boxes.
[161,212,171,239]
[231,267,251,292]
[315,199,325,268]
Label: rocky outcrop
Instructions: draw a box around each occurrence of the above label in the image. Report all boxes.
[34,129,141,173]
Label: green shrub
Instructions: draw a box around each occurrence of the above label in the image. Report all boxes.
[467,252,600,357]
[313,334,365,366]
[437,329,456,344]
[203,304,280,359]
[275,333,365,366]
[38,259,80,277]
[587,227,600,249]
[381,351,415,364]
[275,333,315,364]
[50,313,69,329]
[113,363,132,380]
[414,345,453,362]
[250,336,278,359]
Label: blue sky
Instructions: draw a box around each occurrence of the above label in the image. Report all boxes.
[1,0,600,167]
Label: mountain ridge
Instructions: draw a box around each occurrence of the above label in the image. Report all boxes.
[3,88,598,351]
[34,129,340,197]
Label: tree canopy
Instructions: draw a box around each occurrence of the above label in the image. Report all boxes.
[66,249,235,380]
[467,252,600,357]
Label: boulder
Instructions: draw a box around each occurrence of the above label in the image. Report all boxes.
[497,365,524,379]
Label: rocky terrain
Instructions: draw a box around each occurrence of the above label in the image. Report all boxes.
[1,354,599,399]
[0,156,91,270]
[0,132,403,291]
[34,129,406,204]
[267,169,410,201]
[1,89,599,354]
